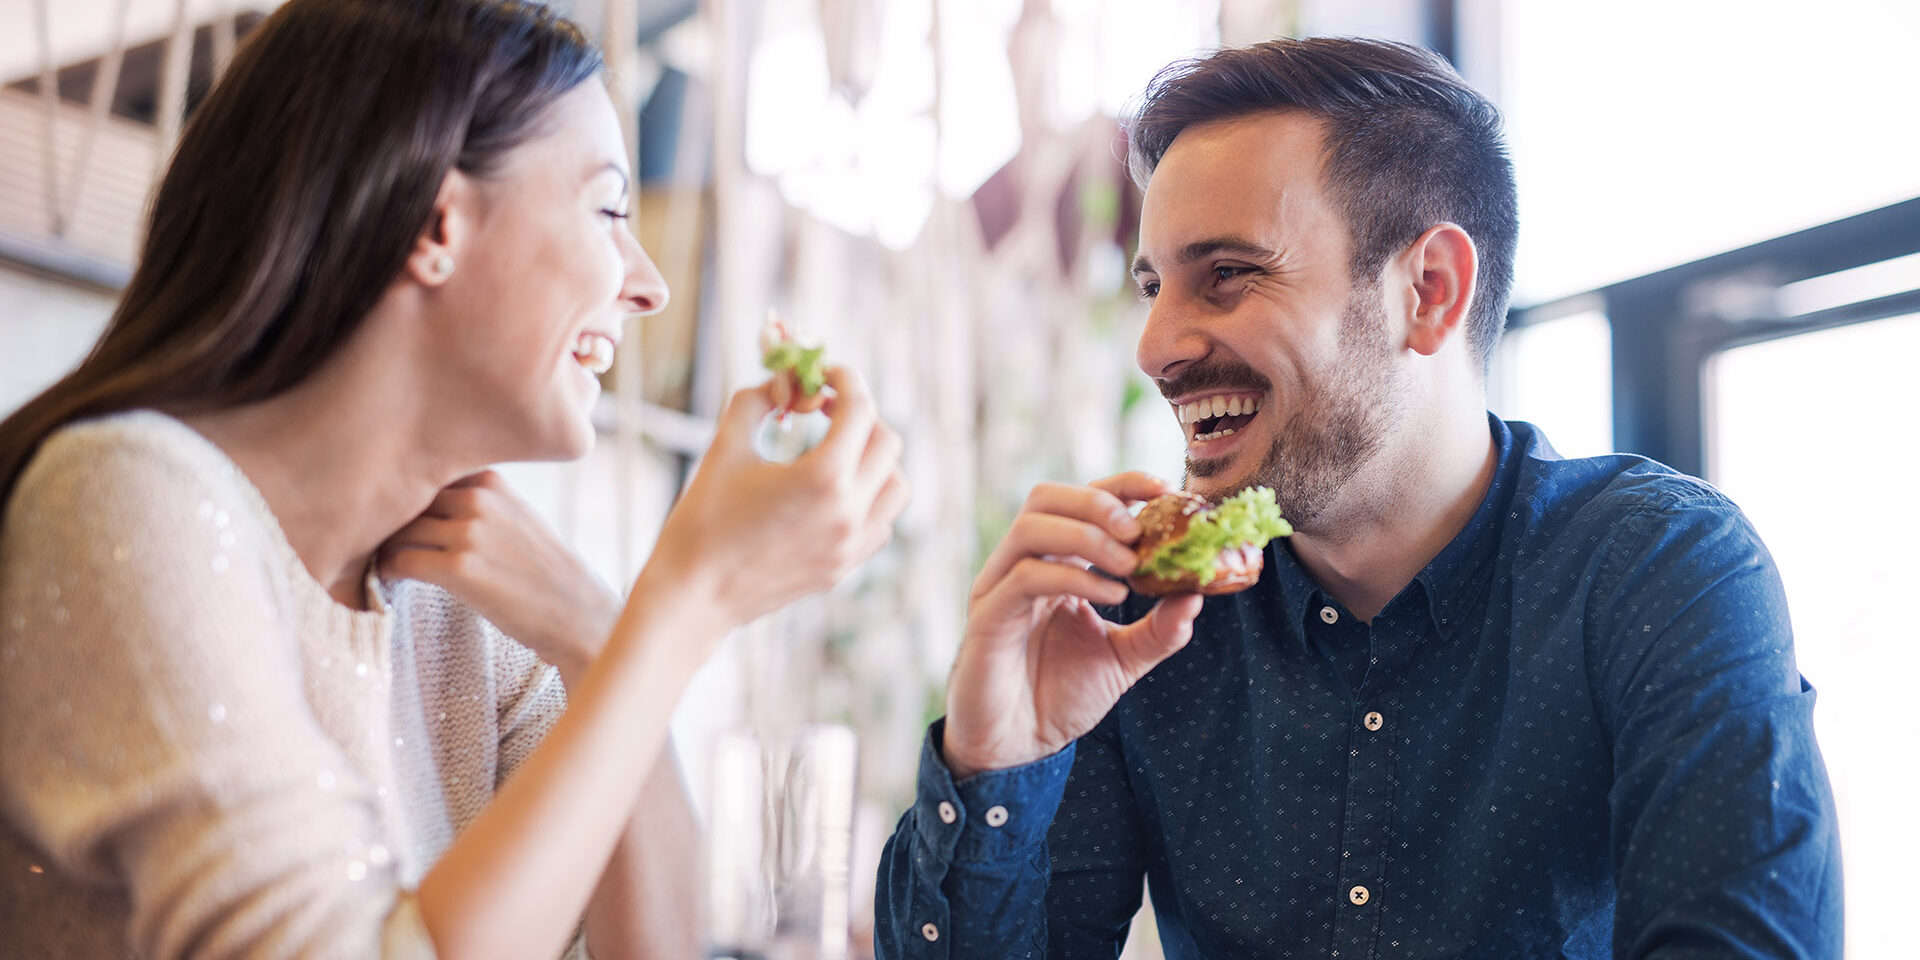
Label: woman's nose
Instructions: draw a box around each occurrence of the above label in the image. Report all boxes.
[621,234,670,316]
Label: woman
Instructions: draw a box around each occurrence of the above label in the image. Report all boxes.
[0,1,907,958]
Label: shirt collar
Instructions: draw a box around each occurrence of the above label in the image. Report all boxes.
[1264,414,1523,640]
[1409,413,1522,640]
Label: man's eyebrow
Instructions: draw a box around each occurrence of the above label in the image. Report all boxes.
[1131,237,1279,277]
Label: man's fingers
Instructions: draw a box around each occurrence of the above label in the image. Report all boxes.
[1087,471,1174,508]
[974,512,1140,594]
[971,558,1131,631]
[1022,482,1145,543]
[1109,594,1203,672]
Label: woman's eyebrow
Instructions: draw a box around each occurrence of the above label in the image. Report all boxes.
[591,161,630,196]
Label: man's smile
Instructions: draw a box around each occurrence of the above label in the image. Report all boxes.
[1173,391,1264,446]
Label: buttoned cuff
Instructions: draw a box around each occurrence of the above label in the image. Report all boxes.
[912,718,1075,865]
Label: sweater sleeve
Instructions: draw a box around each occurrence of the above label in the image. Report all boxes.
[491,626,567,790]
[0,421,436,960]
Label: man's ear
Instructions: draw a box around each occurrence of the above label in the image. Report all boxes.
[404,169,479,288]
[1399,222,1478,357]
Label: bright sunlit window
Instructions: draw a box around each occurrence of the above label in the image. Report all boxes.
[1708,312,1920,959]
[1490,308,1613,459]
[743,0,1218,249]
[1501,0,1920,303]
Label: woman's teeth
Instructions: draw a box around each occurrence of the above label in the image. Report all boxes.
[573,332,615,375]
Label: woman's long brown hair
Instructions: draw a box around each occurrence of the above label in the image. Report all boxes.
[0,0,602,515]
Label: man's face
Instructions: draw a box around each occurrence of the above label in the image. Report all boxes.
[1132,111,1405,527]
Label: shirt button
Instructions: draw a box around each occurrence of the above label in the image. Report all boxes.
[1363,711,1384,731]
[937,801,957,824]
[921,922,940,942]
[984,805,1009,827]
[1349,885,1370,905]
[1319,605,1339,624]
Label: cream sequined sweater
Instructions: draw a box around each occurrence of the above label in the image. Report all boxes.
[0,411,578,959]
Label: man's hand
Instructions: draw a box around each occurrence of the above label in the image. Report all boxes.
[381,471,620,683]
[942,472,1205,779]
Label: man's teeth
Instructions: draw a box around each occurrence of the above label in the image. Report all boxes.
[1194,426,1237,441]
[574,333,615,375]
[1176,393,1262,424]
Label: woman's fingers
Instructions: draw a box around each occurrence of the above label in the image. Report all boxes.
[806,366,878,474]
[860,468,911,549]
[768,371,796,414]
[384,516,470,551]
[711,382,780,457]
[447,469,500,491]
[785,375,828,414]
[854,420,903,502]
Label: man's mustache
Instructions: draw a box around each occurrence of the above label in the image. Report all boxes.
[1156,362,1270,400]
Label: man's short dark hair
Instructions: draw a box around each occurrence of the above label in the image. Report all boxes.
[1127,37,1518,373]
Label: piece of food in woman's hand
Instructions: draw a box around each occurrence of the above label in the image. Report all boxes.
[1128,486,1292,596]
[760,310,828,414]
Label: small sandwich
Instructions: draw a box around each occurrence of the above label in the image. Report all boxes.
[1128,486,1292,597]
[760,311,828,414]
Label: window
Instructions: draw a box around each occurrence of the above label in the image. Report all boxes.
[1708,313,1920,956]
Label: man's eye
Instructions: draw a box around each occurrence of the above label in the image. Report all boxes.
[1214,265,1247,283]
[1137,280,1160,300]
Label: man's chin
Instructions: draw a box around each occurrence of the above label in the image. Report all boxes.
[1183,454,1258,501]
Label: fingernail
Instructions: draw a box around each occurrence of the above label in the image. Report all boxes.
[1111,509,1139,539]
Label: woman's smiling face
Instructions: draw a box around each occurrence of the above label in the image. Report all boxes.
[426,81,669,464]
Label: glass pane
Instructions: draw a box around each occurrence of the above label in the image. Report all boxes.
[1501,0,1920,302]
[1708,313,1920,959]
[1490,309,1613,459]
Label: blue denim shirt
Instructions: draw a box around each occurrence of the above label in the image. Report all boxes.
[875,417,1841,959]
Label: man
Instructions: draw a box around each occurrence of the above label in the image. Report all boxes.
[873,37,1841,959]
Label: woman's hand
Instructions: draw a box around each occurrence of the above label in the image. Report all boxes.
[380,471,621,683]
[646,364,908,631]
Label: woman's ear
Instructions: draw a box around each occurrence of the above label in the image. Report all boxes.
[1401,222,1479,357]
[404,169,479,288]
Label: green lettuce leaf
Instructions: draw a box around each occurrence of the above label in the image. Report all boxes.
[1136,486,1292,586]
[763,341,828,396]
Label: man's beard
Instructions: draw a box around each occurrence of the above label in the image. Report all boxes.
[1184,286,1402,528]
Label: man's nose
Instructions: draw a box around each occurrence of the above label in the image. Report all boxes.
[1135,295,1209,383]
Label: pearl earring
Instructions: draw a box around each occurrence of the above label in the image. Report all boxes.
[432,255,454,277]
